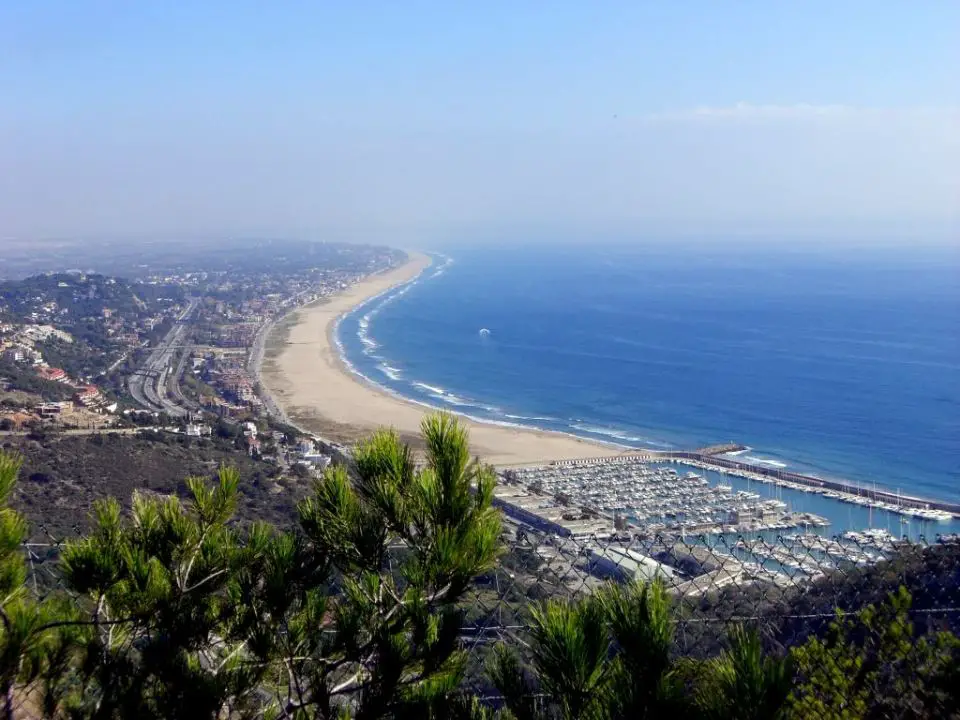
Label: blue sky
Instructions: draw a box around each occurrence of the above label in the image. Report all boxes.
[1,2,957,244]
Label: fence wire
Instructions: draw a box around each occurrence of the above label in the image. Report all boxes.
[21,518,960,715]
[456,523,960,706]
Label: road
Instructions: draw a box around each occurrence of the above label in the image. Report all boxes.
[246,288,320,425]
[167,341,201,412]
[246,316,289,423]
[0,427,154,437]
[128,289,313,424]
[127,299,199,417]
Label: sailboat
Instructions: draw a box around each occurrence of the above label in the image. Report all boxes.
[896,488,910,533]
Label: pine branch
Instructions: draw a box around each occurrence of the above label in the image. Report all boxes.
[184,567,228,594]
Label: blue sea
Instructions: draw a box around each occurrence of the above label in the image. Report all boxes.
[337,242,960,535]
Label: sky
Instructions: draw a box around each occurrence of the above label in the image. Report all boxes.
[1,2,958,246]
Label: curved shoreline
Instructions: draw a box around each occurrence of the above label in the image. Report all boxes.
[260,253,620,466]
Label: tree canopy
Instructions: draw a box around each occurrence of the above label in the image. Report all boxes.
[0,413,955,719]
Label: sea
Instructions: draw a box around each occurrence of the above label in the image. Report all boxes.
[337,242,960,537]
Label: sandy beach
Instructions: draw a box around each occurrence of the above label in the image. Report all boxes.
[260,253,620,466]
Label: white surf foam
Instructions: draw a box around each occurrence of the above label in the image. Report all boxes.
[378,364,402,381]
[743,455,789,468]
[570,423,673,448]
[332,253,686,455]
[504,413,557,422]
[413,382,446,396]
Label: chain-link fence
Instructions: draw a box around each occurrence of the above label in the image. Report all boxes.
[20,519,960,714]
[464,527,960,646]
[459,524,960,708]
[22,523,960,647]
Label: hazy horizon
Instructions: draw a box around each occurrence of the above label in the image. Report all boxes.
[2,3,957,247]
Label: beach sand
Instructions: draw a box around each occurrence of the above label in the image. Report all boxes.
[260,253,620,467]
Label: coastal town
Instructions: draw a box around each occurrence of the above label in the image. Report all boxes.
[3,239,957,599]
[0,241,401,467]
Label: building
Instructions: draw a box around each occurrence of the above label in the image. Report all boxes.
[586,547,676,583]
[22,325,73,344]
[492,484,614,539]
[36,366,68,382]
[35,402,68,419]
[301,453,332,470]
[73,385,102,408]
[298,439,315,455]
[185,423,212,437]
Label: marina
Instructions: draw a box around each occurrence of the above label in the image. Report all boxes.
[494,452,958,588]
[507,459,830,537]
[671,456,957,523]
[545,449,960,536]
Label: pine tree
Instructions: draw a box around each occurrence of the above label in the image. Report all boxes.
[58,466,264,717]
[489,578,793,720]
[244,412,503,718]
[0,414,956,719]
[52,411,501,718]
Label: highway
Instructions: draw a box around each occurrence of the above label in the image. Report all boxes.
[167,340,201,413]
[127,299,199,417]
[129,288,313,424]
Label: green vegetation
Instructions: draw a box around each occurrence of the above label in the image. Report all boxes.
[487,580,958,719]
[0,362,72,403]
[788,586,959,719]
[0,274,184,323]
[0,414,955,718]
[6,432,292,538]
[0,414,502,717]
[489,579,793,719]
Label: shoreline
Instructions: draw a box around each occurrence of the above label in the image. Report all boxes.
[255,254,959,518]
[260,253,621,466]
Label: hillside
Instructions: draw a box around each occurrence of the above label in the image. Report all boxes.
[0,272,184,322]
[0,273,186,379]
[4,432,311,540]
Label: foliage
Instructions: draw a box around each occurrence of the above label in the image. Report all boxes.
[0,412,504,718]
[488,577,958,720]
[787,585,960,719]
[698,624,793,720]
[276,412,503,718]
[0,361,72,402]
[489,578,792,720]
[0,274,183,324]
[0,452,84,720]
[0,412,956,718]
